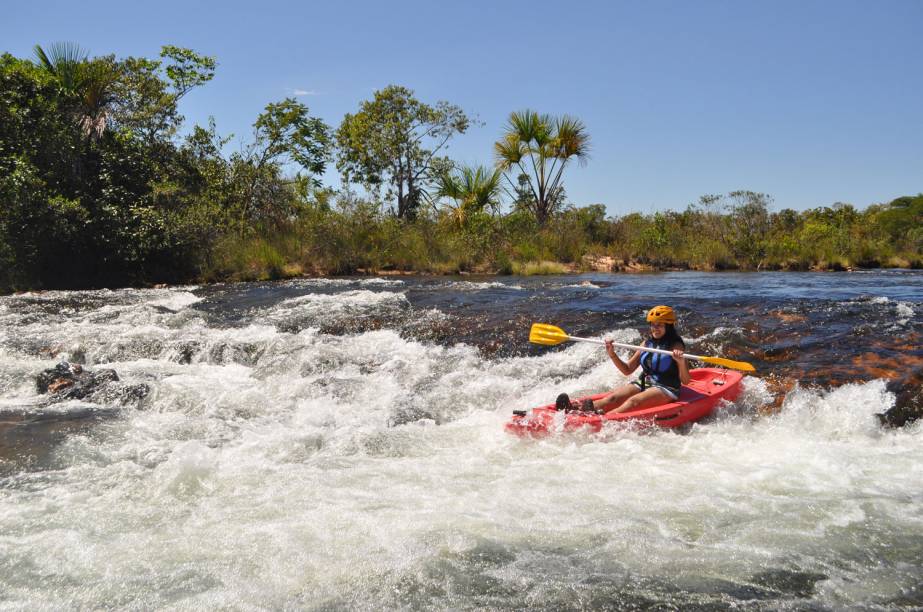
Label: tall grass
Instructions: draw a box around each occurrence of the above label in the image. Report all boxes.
[511,260,569,275]
[199,195,923,281]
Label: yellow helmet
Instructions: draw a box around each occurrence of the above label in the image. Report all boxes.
[646,305,676,324]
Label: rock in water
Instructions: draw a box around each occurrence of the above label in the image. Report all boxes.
[35,362,149,407]
[878,379,923,428]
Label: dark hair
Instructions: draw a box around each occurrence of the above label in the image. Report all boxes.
[650,322,684,348]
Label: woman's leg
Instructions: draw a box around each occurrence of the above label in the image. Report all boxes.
[593,384,641,412]
[608,386,674,414]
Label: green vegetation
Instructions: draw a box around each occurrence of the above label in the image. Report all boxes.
[1,44,920,292]
[433,165,503,227]
[610,191,923,272]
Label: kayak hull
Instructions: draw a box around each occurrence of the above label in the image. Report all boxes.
[505,368,744,437]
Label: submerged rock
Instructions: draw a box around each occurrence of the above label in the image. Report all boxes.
[35,362,149,408]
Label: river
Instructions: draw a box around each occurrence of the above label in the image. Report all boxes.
[0,271,921,609]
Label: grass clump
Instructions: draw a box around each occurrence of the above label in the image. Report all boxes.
[511,260,568,275]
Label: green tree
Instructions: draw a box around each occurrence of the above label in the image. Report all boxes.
[573,204,609,244]
[2,46,224,289]
[1,53,97,287]
[873,194,923,254]
[725,190,772,268]
[509,172,534,214]
[433,164,503,226]
[229,98,331,225]
[249,98,330,179]
[678,197,730,268]
[112,46,216,150]
[335,85,470,219]
[494,110,589,226]
[765,208,804,266]
[639,212,671,261]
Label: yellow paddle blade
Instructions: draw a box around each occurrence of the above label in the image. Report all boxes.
[698,355,756,372]
[529,323,570,346]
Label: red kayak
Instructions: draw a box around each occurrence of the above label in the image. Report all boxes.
[505,368,744,437]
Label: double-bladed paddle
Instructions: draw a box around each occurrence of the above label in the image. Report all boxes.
[529,323,755,372]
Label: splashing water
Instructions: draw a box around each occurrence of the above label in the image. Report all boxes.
[0,272,921,609]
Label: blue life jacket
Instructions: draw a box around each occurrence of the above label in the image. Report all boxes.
[640,337,684,391]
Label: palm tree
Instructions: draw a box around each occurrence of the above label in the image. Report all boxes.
[494,110,589,225]
[433,164,503,226]
[33,42,119,140]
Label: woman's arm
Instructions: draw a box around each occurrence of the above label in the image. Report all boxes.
[673,342,690,384]
[605,339,641,375]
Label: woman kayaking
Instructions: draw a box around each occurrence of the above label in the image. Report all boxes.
[557,305,690,415]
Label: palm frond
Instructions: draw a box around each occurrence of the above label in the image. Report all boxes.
[33,42,87,69]
[553,115,590,163]
[433,167,464,201]
[493,132,526,169]
[33,44,120,140]
[435,164,503,225]
[33,42,87,90]
[507,110,552,146]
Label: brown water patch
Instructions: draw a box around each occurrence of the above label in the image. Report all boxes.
[851,349,923,381]
[850,353,903,380]
[762,375,798,414]
[758,346,801,363]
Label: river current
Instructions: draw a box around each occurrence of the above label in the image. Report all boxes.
[0,271,921,610]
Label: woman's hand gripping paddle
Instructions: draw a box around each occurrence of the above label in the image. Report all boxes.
[529,323,755,372]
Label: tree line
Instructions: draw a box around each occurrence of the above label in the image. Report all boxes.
[1,44,920,291]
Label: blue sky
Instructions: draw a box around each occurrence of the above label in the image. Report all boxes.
[5,0,921,215]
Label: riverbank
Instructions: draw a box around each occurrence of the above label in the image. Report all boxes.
[207,252,921,285]
[10,257,919,296]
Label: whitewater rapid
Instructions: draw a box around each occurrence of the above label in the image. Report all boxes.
[0,279,920,609]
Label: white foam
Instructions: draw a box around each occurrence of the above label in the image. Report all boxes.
[444,280,523,291]
[274,289,408,311]
[284,277,406,289]
[358,277,406,287]
[895,301,915,324]
[684,325,747,345]
[0,291,919,609]
[148,290,202,310]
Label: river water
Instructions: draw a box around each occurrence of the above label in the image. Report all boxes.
[0,271,921,610]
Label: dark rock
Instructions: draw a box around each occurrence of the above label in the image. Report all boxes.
[91,382,151,408]
[749,569,828,598]
[174,340,203,364]
[36,362,118,400]
[35,361,149,408]
[878,380,923,428]
[36,362,90,393]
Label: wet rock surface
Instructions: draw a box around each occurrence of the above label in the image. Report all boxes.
[879,377,923,428]
[35,361,149,407]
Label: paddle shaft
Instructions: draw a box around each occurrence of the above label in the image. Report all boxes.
[565,334,711,362]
